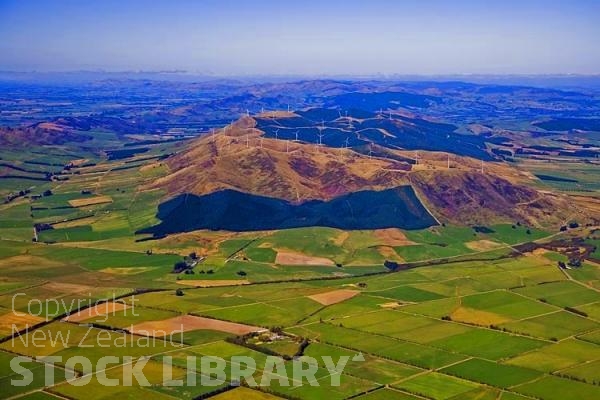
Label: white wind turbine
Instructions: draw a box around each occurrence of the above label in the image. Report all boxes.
[339,146,343,160]
[346,111,353,129]
[317,131,324,146]
[446,134,451,169]
[316,119,326,147]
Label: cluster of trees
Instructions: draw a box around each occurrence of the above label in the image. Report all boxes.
[34,223,53,232]
[227,327,310,362]
[384,260,399,270]
[568,258,582,268]
[172,260,192,274]
[172,251,201,273]
[509,222,532,234]
[384,260,410,271]
[4,188,31,204]
[560,221,580,232]
[558,257,583,269]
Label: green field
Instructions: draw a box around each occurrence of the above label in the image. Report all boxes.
[393,372,480,400]
[513,375,600,400]
[504,338,600,372]
[1,238,597,399]
[440,358,542,388]
[499,310,598,340]
[0,144,599,399]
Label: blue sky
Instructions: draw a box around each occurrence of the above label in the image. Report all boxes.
[1,0,599,75]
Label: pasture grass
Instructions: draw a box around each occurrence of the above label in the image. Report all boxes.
[461,290,556,320]
[430,328,547,360]
[513,375,600,400]
[500,310,598,340]
[355,388,422,399]
[393,372,480,400]
[305,342,421,384]
[512,281,600,307]
[440,358,542,388]
[505,338,600,372]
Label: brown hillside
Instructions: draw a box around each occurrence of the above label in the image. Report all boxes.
[410,170,582,227]
[0,126,92,146]
[148,117,588,228]
[149,117,412,202]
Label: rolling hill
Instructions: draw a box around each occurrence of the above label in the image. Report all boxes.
[0,126,92,146]
[141,115,587,234]
[148,117,412,202]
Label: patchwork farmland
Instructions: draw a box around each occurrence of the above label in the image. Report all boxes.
[1,74,600,400]
[1,225,599,399]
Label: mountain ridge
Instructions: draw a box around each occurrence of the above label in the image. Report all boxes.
[143,115,587,229]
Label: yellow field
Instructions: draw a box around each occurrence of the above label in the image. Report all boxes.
[308,289,360,305]
[377,245,404,262]
[450,306,511,326]
[52,215,99,228]
[374,228,416,246]
[100,267,157,275]
[130,315,264,336]
[211,387,283,399]
[275,250,334,266]
[210,387,284,399]
[465,240,504,251]
[0,312,45,336]
[68,195,113,207]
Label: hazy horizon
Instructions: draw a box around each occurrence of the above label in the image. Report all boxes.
[1,0,599,75]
